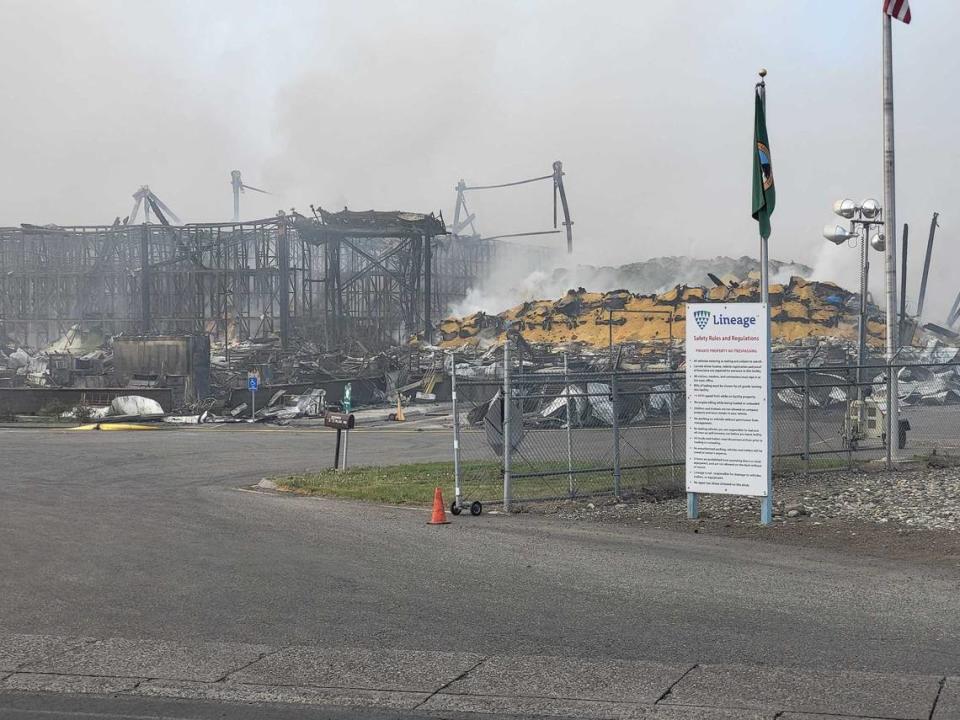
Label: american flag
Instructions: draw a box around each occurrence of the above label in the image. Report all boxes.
[884,0,911,24]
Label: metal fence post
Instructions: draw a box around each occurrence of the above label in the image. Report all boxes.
[451,356,462,510]
[611,372,621,498]
[668,370,677,485]
[844,365,853,470]
[503,338,512,513]
[564,352,574,497]
[886,358,893,470]
[803,366,810,473]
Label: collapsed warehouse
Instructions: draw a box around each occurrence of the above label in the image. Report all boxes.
[0,159,956,422]
[0,209,551,418]
[0,161,577,420]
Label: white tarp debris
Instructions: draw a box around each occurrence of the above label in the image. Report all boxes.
[110,395,164,416]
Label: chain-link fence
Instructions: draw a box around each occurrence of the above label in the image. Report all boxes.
[451,349,960,510]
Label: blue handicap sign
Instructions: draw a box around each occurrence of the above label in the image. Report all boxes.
[248,376,259,391]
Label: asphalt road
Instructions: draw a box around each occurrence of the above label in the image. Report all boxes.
[0,424,958,716]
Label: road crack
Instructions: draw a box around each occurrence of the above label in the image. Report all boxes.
[654,663,698,704]
[929,676,947,720]
[213,646,284,684]
[410,655,490,710]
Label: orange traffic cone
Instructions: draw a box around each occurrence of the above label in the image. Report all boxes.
[428,487,450,525]
[395,395,406,422]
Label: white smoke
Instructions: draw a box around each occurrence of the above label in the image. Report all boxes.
[446,256,582,318]
[809,239,885,307]
[445,251,816,319]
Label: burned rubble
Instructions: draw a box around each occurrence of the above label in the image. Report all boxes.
[433,274,960,434]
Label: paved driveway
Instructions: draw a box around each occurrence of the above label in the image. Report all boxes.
[0,426,958,717]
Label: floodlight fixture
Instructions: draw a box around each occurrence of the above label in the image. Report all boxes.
[860,198,881,219]
[823,224,857,245]
[870,232,886,251]
[833,199,858,219]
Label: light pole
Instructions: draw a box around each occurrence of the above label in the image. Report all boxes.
[823,198,885,439]
[823,198,885,381]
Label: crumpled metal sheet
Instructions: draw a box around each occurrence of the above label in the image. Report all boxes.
[483,389,525,454]
[776,388,806,410]
[828,386,847,404]
[647,383,678,415]
[587,382,615,426]
[919,389,960,405]
[296,388,326,416]
[540,385,588,426]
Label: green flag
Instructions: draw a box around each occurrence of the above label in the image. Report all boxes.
[752,86,775,239]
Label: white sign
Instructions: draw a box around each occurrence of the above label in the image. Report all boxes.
[685,303,769,497]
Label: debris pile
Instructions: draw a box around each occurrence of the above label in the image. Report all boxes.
[438,277,889,351]
[0,326,114,389]
[0,324,449,423]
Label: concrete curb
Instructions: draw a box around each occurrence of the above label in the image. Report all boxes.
[0,634,947,719]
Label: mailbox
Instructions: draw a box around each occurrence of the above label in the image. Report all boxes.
[324,411,355,430]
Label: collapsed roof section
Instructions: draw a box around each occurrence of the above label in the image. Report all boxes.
[291,206,450,349]
[313,208,446,237]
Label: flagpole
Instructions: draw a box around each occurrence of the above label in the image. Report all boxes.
[757,70,773,526]
[882,13,899,464]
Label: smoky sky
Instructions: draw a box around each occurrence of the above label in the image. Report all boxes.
[1,0,958,319]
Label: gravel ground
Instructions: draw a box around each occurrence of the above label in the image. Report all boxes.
[526,457,960,566]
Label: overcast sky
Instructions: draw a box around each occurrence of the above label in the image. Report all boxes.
[1,0,957,317]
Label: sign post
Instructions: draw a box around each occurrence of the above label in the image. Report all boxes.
[324,411,356,470]
[341,383,353,469]
[247,371,260,422]
[685,303,772,524]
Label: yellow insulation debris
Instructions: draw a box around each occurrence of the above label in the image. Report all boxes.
[437,276,889,349]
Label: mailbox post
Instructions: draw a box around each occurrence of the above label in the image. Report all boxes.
[324,411,355,470]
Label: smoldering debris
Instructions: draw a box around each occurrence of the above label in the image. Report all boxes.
[0,326,451,425]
